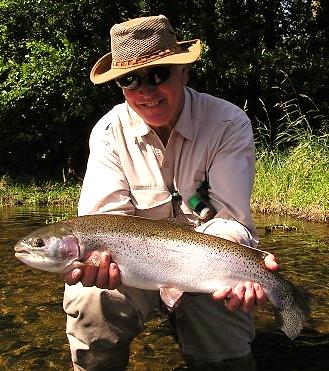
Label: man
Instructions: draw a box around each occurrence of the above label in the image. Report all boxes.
[64,15,278,370]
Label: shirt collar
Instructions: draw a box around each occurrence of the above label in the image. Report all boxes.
[125,103,151,137]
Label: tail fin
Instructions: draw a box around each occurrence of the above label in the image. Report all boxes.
[275,286,312,339]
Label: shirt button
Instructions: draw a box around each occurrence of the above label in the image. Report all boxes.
[163,161,169,168]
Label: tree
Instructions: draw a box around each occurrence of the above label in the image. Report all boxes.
[0,0,139,178]
[0,0,328,178]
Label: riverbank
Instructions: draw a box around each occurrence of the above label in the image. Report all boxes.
[1,142,328,222]
[252,141,328,223]
[0,178,81,208]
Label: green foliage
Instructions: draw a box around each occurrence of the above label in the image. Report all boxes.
[0,0,328,179]
[0,0,139,178]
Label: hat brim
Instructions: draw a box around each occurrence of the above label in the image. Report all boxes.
[90,39,201,84]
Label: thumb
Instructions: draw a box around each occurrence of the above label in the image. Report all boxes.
[64,265,84,285]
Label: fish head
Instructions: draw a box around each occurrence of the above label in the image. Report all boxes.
[14,222,80,273]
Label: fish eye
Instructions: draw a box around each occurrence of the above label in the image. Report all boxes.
[32,238,45,248]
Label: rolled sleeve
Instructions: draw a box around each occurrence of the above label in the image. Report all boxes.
[207,120,257,241]
[195,218,258,247]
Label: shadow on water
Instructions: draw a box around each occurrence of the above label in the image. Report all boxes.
[0,207,328,370]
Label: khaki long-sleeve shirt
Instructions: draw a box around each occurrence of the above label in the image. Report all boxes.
[78,87,257,241]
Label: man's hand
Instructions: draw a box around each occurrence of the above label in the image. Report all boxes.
[64,252,121,289]
[211,253,279,312]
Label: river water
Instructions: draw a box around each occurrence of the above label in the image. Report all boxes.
[0,206,328,370]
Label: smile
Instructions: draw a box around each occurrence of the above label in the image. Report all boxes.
[142,100,162,107]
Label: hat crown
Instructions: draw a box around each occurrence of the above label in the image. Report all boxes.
[90,15,200,84]
[110,15,180,64]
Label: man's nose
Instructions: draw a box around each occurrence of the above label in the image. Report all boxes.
[137,79,157,93]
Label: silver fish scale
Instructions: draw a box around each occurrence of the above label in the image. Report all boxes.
[15,214,312,340]
[69,215,272,293]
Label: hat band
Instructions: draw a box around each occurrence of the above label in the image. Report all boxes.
[111,45,182,68]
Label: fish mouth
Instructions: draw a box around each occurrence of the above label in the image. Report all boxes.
[15,251,31,259]
[15,246,25,252]
[14,243,34,259]
[14,244,29,254]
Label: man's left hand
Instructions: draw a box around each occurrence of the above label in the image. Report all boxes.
[211,253,279,312]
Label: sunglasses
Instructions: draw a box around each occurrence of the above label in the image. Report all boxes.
[115,66,172,90]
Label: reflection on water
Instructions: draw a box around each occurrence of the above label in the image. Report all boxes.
[0,207,76,370]
[0,207,328,370]
[253,214,329,336]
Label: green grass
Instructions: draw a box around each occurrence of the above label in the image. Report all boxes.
[252,138,329,222]
[251,83,328,222]
[0,178,81,207]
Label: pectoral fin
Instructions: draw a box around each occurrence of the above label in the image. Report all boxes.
[160,287,184,311]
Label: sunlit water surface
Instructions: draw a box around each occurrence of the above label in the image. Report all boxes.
[0,207,328,370]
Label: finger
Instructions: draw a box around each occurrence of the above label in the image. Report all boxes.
[226,284,246,311]
[81,252,101,286]
[254,283,267,306]
[95,252,111,289]
[64,268,83,285]
[241,282,256,313]
[211,286,232,301]
[108,262,121,290]
[265,253,280,271]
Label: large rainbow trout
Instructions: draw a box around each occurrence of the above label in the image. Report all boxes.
[14,214,311,339]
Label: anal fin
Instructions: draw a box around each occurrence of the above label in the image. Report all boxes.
[160,287,184,311]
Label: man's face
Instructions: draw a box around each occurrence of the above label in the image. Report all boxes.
[119,65,188,129]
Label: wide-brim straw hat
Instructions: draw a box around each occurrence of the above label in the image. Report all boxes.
[90,15,201,84]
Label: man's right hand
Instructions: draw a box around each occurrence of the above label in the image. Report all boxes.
[64,252,121,290]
